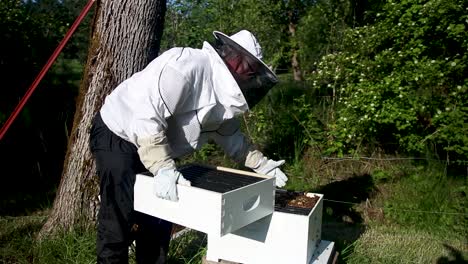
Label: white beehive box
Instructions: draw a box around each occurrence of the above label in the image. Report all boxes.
[134,164,275,237]
[206,192,324,264]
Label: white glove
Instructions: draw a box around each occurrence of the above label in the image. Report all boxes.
[266,167,288,188]
[153,165,191,202]
[254,158,288,188]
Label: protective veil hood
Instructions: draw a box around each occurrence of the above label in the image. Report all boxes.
[202,41,250,114]
[212,30,278,108]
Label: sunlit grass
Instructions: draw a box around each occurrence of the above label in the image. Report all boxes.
[0,214,207,264]
[343,225,468,264]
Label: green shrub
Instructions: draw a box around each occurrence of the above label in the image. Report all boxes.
[306,0,468,163]
[245,78,328,161]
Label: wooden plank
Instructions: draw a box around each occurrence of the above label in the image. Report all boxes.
[330,251,339,264]
[202,256,241,264]
[215,165,271,179]
[325,242,338,264]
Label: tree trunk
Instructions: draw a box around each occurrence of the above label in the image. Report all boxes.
[289,21,303,81]
[39,0,166,238]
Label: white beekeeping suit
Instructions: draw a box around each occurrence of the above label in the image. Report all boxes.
[99,30,288,201]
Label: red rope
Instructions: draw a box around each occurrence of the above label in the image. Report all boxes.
[0,0,96,141]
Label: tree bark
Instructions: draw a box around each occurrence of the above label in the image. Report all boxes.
[288,21,303,81]
[39,0,166,238]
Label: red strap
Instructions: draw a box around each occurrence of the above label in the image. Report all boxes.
[0,0,96,141]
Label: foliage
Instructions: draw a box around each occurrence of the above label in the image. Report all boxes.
[161,0,317,72]
[244,78,322,160]
[296,0,386,74]
[305,0,468,163]
[296,0,351,72]
[1,0,89,113]
[0,0,91,215]
[0,0,90,127]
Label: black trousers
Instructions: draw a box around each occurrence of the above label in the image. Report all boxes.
[90,112,172,264]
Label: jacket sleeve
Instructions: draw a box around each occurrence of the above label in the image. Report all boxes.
[209,119,266,169]
[133,64,192,174]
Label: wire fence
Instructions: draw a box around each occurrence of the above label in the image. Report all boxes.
[320,156,468,169]
[321,156,440,161]
[323,198,468,216]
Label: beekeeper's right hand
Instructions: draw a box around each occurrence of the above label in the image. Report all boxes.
[153,165,191,202]
[136,131,190,202]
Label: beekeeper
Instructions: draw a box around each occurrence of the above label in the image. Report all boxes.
[90,29,288,264]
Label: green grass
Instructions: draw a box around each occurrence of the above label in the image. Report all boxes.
[34,230,95,264]
[1,215,45,263]
[166,231,206,264]
[0,214,207,264]
[334,161,468,264]
[1,160,467,263]
[343,225,468,264]
[0,214,95,264]
[376,163,468,238]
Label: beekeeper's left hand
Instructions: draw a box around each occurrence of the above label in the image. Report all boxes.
[253,158,288,188]
[265,165,288,188]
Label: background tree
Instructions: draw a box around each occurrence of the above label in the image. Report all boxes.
[39,0,167,238]
[160,0,311,79]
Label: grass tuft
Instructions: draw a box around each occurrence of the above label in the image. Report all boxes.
[1,213,207,264]
[0,214,96,264]
[344,225,468,264]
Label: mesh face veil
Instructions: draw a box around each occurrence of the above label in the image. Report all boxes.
[212,31,278,109]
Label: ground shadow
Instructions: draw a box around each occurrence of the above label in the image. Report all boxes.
[315,173,375,224]
[0,126,64,217]
[313,174,375,263]
[0,190,55,216]
[437,244,468,264]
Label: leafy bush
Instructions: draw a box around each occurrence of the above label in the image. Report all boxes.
[245,78,326,160]
[305,0,468,163]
